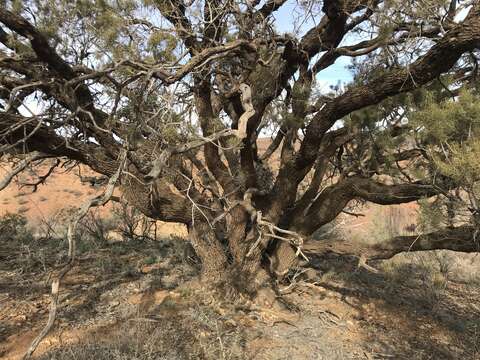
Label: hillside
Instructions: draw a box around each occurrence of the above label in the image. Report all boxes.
[0,139,417,240]
[1,142,480,359]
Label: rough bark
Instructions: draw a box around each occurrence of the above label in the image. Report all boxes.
[1,1,480,297]
[188,222,229,280]
[270,177,444,277]
[305,225,480,261]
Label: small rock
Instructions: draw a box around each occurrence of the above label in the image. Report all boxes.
[225,319,237,327]
[303,268,318,281]
[216,308,226,316]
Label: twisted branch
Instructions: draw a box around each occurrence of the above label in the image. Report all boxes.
[22,150,127,360]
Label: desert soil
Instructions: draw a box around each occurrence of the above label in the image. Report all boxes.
[1,147,479,359]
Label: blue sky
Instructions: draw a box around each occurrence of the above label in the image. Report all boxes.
[267,1,473,89]
[271,1,353,87]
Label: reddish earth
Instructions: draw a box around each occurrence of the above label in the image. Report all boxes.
[0,138,419,239]
[1,235,479,359]
[1,143,479,359]
[0,160,186,237]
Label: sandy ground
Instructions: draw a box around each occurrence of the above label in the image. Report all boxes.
[1,144,479,359]
[0,160,186,238]
[1,236,479,359]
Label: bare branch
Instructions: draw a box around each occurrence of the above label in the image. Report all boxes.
[19,158,60,192]
[22,150,127,360]
[236,83,255,140]
[145,129,236,182]
[0,152,48,191]
[305,225,480,261]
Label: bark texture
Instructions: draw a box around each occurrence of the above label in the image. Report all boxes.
[1,1,480,296]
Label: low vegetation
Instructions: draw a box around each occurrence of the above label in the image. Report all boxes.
[1,208,479,359]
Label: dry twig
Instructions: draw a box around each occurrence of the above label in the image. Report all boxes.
[22,150,127,360]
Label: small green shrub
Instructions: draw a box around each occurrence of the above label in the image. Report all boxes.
[110,244,129,255]
[17,206,30,214]
[0,212,33,242]
[17,198,29,205]
[143,256,157,265]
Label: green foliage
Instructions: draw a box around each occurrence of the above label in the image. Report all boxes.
[411,90,480,228]
[413,90,480,185]
[417,198,445,232]
[148,31,178,62]
[434,140,480,187]
[0,212,33,242]
[412,90,480,145]
[143,255,157,265]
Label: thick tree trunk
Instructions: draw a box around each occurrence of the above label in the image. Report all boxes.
[121,179,271,297]
[188,222,229,280]
[187,213,273,298]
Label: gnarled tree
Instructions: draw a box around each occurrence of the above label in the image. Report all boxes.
[1,0,480,297]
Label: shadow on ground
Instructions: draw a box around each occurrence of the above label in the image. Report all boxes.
[303,251,480,359]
